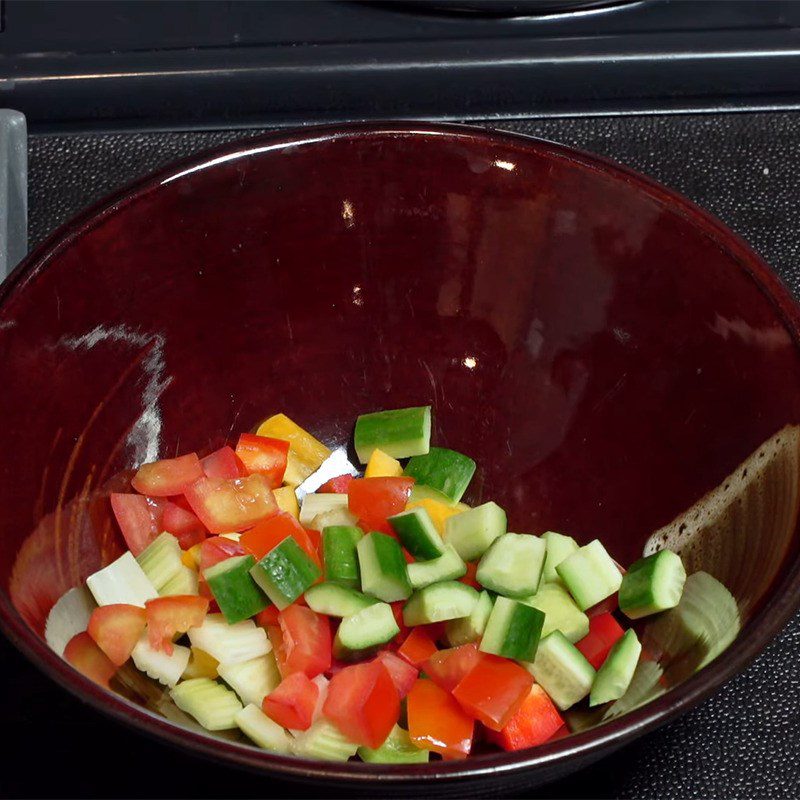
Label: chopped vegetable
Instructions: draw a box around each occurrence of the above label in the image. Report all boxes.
[334,602,400,660]
[407,679,473,759]
[365,448,404,478]
[305,582,376,617]
[170,677,243,730]
[556,540,623,611]
[250,538,321,610]
[278,605,331,678]
[322,525,364,589]
[523,582,590,643]
[406,544,466,589]
[132,634,191,687]
[526,631,596,711]
[348,477,415,532]
[272,485,300,519]
[492,685,564,751]
[403,581,479,626]
[405,496,462,536]
[374,651,418,699]
[110,493,163,555]
[444,590,493,646]
[354,406,431,463]
[87,604,147,666]
[388,507,446,561]
[184,474,278,534]
[403,447,476,503]
[618,549,686,619]
[145,595,209,654]
[358,725,429,764]
[240,511,321,568]
[319,474,355,494]
[299,493,349,527]
[187,614,270,665]
[476,532,546,598]
[203,555,268,623]
[131,453,203,497]
[217,654,280,705]
[136,532,184,592]
[444,501,506,561]
[256,413,331,485]
[64,631,117,688]
[161,565,200,597]
[161,498,207,549]
[183,646,219,680]
[590,629,642,706]
[575,612,626,669]
[200,445,245,479]
[86,552,158,608]
[236,703,294,753]
[396,627,438,667]
[541,531,579,585]
[263,672,320,731]
[357,531,412,602]
[422,643,481,692]
[292,719,360,761]
[235,433,289,487]
[480,596,544,661]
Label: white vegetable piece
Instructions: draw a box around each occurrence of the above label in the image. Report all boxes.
[236,704,294,753]
[86,552,158,607]
[188,613,271,665]
[45,586,97,657]
[217,653,281,706]
[131,635,191,688]
[299,493,349,527]
[161,565,200,596]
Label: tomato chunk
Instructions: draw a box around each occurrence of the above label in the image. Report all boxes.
[235,433,289,488]
[279,605,331,678]
[318,474,354,494]
[452,655,534,731]
[407,678,474,759]
[131,453,203,497]
[87,604,147,666]
[240,512,321,568]
[145,595,209,654]
[266,624,289,678]
[199,535,248,571]
[184,474,278,533]
[64,632,117,689]
[575,612,626,669]
[375,650,418,699]
[110,493,164,555]
[201,446,246,479]
[255,605,281,628]
[262,672,320,731]
[491,685,564,751]
[323,660,400,748]
[348,477,414,532]
[162,497,207,549]
[397,627,438,667]
[423,643,482,692]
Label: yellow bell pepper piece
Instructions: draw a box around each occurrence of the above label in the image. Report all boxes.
[365,448,403,478]
[256,413,331,486]
[405,498,462,536]
[181,543,202,570]
[182,647,219,680]
[273,485,300,519]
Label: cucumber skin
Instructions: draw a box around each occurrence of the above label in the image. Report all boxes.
[388,508,445,561]
[480,596,544,662]
[476,533,546,599]
[556,540,622,611]
[590,629,642,706]
[358,726,429,763]
[204,555,269,624]
[402,581,479,626]
[354,406,432,463]
[250,538,321,610]
[541,531,579,584]
[618,550,686,619]
[403,447,476,503]
[407,544,466,590]
[334,602,400,660]
[444,501,507,561]
[305,582,376,617]
[322,526,364,589]
[357,532,412,602]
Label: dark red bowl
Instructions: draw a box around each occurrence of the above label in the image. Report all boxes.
[2,123,800,793]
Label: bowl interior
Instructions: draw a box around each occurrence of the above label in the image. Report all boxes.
[1,125,799,781]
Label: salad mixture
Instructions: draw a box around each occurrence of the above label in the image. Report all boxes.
[49,406,734,763]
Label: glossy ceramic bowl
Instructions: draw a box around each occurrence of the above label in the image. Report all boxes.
[1,123,800,794]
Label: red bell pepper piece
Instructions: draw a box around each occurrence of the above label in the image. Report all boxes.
[200,446,246,480]
[348,477,414,532]
[110,493,164,555]
[162,496,207,549]
[490,684,565,751]
[240,512,321,569]
[407,678,474,759]
[87,604,147,666]
[279,605,331,678]
[375,650,418,699]
[423,643,482,692]
[575,612,626,669]
[262,672,320,731]
[145,595,209,654]
[64,632,117,689]
[318,474,354,494]
[131,453,204,497]
[184,474,278,533]
[235,433,289,488]
[397,627,438,667]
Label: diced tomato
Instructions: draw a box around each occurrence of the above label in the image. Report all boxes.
[323,660,400,748]
[397,627,438,667]
[279,605,331,678]
[184,474,278,534]
[460,561,480,589]
[131,453,204,497]
[199,535,248,571]
[64,632,117,689]
[255,605,281,627]
[388,601,411,645]
[110,493,164,555]
[318,474,354,494]
[145,595,209,654]
[235,433,290,488]
[266,625,289,677]
[452,655,534,731]
[575,613,626,669]
[87,604,146,666]
[423,643,482,692]
[162,497,207,549]
[407,678,474,759]
[348,477,414,532]
[200,446,246,480]
[375,650,418,699]
[490,684,565,751]
[262,672,319,731]
[240,512,321,569]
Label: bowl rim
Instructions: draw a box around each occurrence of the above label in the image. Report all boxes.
[2,120,800,784]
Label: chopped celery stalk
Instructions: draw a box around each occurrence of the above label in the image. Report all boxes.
[403,581,479,626]
[523,583,589,643]
[188,614,271,665]
[357,532,412,602]
[136,532,183,591]
[525,631,595,711]
[305,582,377,617]
[236,703,294,753]
[170,678,243,731]
[131,634,191,688]
[365,448,403,478]
[358,725,429,763]
[311,506,359,531]
[445,590,493,646]
[476,532,546,598]
[86,552,158,608]
[590,629,642,706]
[322,525,364,589]
[407,544,466,590]
[541,531,579,585]
[334,602,400,660]
[218,654,281,705]
[256,413,331,486]
[250,538,321,610]
[299,493,349,526]
[204,554,268,623]
[556,540,623,611]
[618,550,686,619]
[403,447,476,502]
[45,586,97,657]
[292,719,360,761]
[354,406,432,463]
[161,565,200,596]
[480,596,544,661]
[444,501,507,561]
[388,507,446,561]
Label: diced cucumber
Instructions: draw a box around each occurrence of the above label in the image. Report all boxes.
[188,614,271,665]
[444,501,506,561]
[292,719,360,761]
[218,654,281,706]
[354,406,432,463]
[480,596,544,661]
[601,659,665,721]
[334,602,400,660]
[409,483,468,510]
[525,631,595,710]
[445,590,493,646]
[131,634,191,688]
[357,532,412,602]
[305,582,377,617]
[299,493,350,526]
[136,532,183,591]
[236,703,294,753]
[407,544,466,589]
[86,552,159,607]
[322,525,364,589]
[403,447,476,503]
[250,538,321,609]
[541,531,579,585]
[161,565,200,596]
[358,725,429,764]
[204,555,269,623]
[556,540,623,611]
[388,507,446,561]
[476,533,546,598]
[312,506,359,531]
[590,629,642,706]
[45,586,97,657]
[523,583,589,643]
[170,678,243,731]
[403,581,479,627]
[619,550,686,619]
